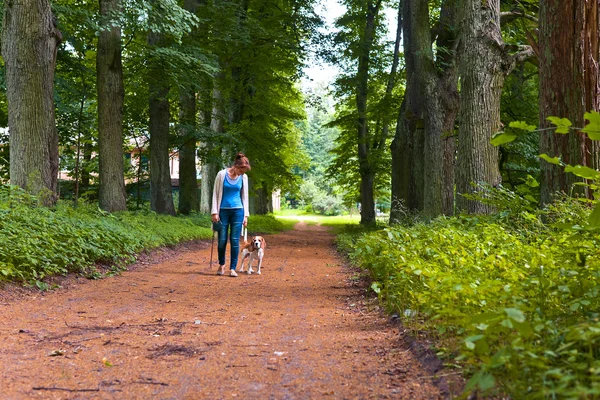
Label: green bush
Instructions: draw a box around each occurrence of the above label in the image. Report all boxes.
[340,194,600,397]
[247,214,286,233]
[0,186,214,282]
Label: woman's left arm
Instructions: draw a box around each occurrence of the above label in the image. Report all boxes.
[242,175,250,219]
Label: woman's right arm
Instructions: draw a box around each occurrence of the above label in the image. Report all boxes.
[211,171,221,219]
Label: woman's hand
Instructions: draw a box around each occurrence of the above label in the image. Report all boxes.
[211,214,219,223]
[243,216,248,227]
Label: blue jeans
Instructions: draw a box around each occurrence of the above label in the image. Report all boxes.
[218,208,244,270]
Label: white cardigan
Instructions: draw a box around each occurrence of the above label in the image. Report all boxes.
[211,169,250,217]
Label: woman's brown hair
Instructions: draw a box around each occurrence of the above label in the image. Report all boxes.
[233,152,251,171]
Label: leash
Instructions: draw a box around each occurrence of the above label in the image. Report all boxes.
[243,225,247,242]
[209,223,217,270]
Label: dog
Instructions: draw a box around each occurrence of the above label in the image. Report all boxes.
[238,236,267,275]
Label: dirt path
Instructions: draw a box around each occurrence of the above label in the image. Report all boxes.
[0,222,448,399]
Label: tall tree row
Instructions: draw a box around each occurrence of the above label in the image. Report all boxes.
[1,0,319,214]
[334,0,563,222]
[329,0,400,225]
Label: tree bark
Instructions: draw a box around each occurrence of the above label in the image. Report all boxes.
[2,0,61,205]
[200,80,223,214]
[177,89,199,215]
[390,100,410,223]
[177,0,201,215]
[81,142,93,187]
[148,31,176,216]
[406,0,444,219]
[391,0,425,220]
[255,185,271,215]
[584,1,600,171]
[539,0,600,203]
[437,1,460,216]
[356,0,382,225]
[97,0,127,212]
[455,0,504,213]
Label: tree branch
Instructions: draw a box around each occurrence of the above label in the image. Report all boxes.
[510,45,537,64]
[500,11,538,26]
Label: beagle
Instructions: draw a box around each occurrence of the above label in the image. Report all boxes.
[238,236,267,275]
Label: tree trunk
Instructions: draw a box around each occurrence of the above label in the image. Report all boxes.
[356,0,381,225]
[97,0,127,212]
[539,0,600,204]
[390,100,410,223]
[2,0,61,205]
[177,0,200,215]
[584,1,600,171]
[391,0,424,221]
[455,0,503,213]
[255,185,271,215]
[148,31,176,216]
[406,0,444,219]
[81,142,93,187]
[177,89,199,215]
[437,0,460,216]
[200,81,224,214]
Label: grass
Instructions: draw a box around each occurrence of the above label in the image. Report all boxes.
[274,210,361,233]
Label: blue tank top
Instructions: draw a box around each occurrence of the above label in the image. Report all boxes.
[220,173,243,209]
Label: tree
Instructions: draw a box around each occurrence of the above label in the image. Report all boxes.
[455,0,534,213]
[390,0,459,222]
[194,0,319,215]
[329,0,400,224]
[2,0,62,205]
[539,0,600,204]
[355,0,383,224]
[177,0,202,215]
[97,0,127,211]
[148,29,176,216]
[200,75,224,215]
[54,13,97,204]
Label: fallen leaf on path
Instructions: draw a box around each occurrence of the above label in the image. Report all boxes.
[47,349,65,357]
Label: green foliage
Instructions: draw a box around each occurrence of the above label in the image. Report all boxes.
[583,111,600,140]
[296,179,343,215]
[339,187,600,397]
[247,214,285,234]
[0,185,213,283]
[508,111,600,230]
[499,40,540,191]
[324,1,398,214]
[0,184,290,284]
[546,117,571,134]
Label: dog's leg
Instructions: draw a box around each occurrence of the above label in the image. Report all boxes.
[247,252,255,275]
[238,250,249,272]
[257,249,264,275]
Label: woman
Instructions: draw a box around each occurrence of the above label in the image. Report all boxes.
[211,153,251,277]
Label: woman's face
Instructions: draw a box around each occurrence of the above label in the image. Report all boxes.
[234,166,248,175]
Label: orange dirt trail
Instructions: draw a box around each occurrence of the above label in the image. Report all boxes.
[0,222,448,399]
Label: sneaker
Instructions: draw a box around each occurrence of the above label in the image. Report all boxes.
[230,270,238,277]
[217,266,225,275]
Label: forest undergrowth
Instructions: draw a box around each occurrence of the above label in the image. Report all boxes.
[0,185,284,285]
[338,189,600,398]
